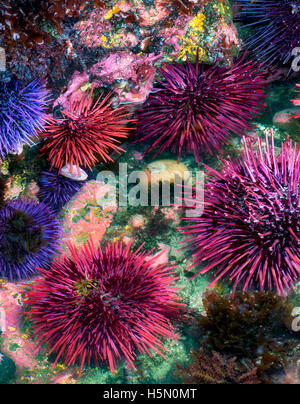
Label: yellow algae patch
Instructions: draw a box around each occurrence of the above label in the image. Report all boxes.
[189,12,206,32]
[177,37,206,61]
[21,334,30,340]
[104,5,121,20]
[80,82,92,92]
[177,12,207,61]
[98,32,124,49]
[213,0,232,18]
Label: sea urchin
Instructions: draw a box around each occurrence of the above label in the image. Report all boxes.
[181,130,300,296]
[136,55,267,161]
[41,91,134,173]
[160,0,199,15]
[26,240,182,373]
[38,170,86,212]
[0,78,49,159]
[235,0,300,66]
[0,199,60,281]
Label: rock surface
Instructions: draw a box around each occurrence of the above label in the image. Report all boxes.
[0,350,16,384]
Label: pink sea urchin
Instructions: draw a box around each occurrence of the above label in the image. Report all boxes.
[181,130,300,296]
[26,240,183,373]
[136,55,268,162]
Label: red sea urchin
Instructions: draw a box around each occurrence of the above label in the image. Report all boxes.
[136,55,268,162]
[26,240,182,373]
[181,131,300,296]
[41,91,134,173]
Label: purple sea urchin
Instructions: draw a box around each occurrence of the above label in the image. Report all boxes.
[0,199,60,281]
[235,0,300,66]
[136,55,268,162]
[26,240,183,374]
[181,131,300,296]
[0,78,50,159]
[38,170,86,212]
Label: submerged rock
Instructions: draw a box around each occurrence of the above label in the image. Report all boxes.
[61,180,117,249]
[272,108,300,136]
[141,159,192,190]
[0,351,16,384]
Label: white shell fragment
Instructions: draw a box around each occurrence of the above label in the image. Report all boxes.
[60,164,88,182]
